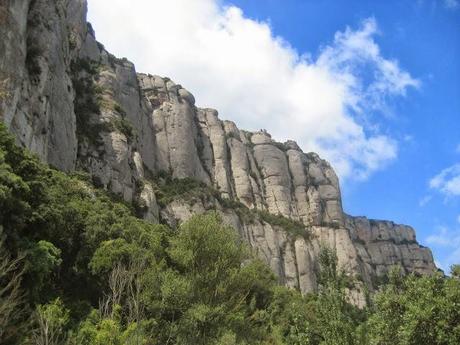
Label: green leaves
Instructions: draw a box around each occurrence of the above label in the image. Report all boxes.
[30,298,70,345]
[148,212,277,344]
[26,240,62,276]
[2,122,460,345]
[451,264,460,279]
[367,270,460,345]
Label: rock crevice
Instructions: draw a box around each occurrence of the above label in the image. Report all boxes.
[0,0,437,303]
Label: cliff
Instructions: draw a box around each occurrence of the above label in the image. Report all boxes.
[0,0,436,305]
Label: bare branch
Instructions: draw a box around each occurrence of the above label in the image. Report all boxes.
[0,228,26,342]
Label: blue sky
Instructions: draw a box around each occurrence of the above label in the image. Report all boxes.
[88,0,460,272]
[227,0,460,270]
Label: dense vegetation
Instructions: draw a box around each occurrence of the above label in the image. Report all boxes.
[151,173,309,239]
[1,122,459,344]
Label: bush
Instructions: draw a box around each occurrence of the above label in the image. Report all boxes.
[25,46,42,80]
[71,58,108,145]
[113,104,126,117]
[257,210,310,240]
[2,122,460,345]
[111,117,134,142]
[272,141,288,152]
[153,174,219,207]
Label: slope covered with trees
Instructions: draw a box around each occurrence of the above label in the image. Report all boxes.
[0,0,437,297]
[1,122,460,344]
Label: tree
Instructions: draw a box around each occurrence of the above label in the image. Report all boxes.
[451,264,460,279]
[3,119,460,344]
[31,298,69,345]
[0,228,26,343]
[367,267,460,345]
[268,286,319,345]
[0,78,9,102]
[146,212,277,345]
[315,246,359,345]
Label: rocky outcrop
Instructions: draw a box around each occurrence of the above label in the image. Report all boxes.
[347,216,437,287]
[0,0,436,300]
[0,0,78,171]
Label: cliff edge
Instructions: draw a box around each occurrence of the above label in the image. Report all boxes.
[0,0,436,306]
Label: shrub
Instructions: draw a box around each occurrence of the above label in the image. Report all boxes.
[111,117,134,143]
[71,59,110,145]
[25,46,42,80]
[257,210,309,240]
[272,142,287,152]
[154,177,217,206]
[113,103,126,117]
[354,238,366,245]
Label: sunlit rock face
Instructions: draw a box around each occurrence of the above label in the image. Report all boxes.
[0,0,436,304]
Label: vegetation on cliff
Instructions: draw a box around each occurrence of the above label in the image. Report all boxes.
[1,122,459,344]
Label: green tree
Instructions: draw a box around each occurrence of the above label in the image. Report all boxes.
[0,228,26,343]
[367,266,460,345]
[366,266,405,345]
[30,298,70,345]
[146,212,277,345]
[72,308,151,345]
[451,264,460,279]
[4,120,460,345]
[315,246,358,345]
[268,286,319,345]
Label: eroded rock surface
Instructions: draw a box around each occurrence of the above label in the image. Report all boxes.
[0,0,436,299]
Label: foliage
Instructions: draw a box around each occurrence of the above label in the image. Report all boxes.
[1,122,460,344]
[153,174,309,239]
[315,246,361,345]
[0,230,26,343]
[257,210,309,240]
[268,287,320,345]
[219,197,256,223]
[0,78,9,102]
[0,122,169,342]
[25,45,42,80]
[153,174,219,206]
[70,58,108,144]
[271,142,288,152]
[107,54,129,69]
[111,117,135,142]
[151,212,277,344]
[367,266,460,345]
[113,103,127,117]
[268,246,366,345]
[30,298,70,345]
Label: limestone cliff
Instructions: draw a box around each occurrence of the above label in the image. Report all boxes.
[0,0,437,303]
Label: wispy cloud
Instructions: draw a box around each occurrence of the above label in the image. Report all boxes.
[426,225,460,272]
[429,164,460,196]
[426,226,454,246]
[419,195,432,207]
[88,0,419,181]
[444,0,459,9]
[456,143,460,153]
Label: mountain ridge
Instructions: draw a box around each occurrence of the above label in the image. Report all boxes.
[0,0,436,306]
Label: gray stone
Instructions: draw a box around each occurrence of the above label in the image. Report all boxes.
[0,0,438,304]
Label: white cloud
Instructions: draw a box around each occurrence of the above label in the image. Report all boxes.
[426,225,460,271]
[444,0,459,9]
[456,143,460,153]
[87,0,419,180]
[419,195,432,207]
[429,164,460,196]
[403,135,414,142]
[426,226,452,246]
[447,247,460,269]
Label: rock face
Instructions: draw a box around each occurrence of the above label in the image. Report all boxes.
[0,0,437,301]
